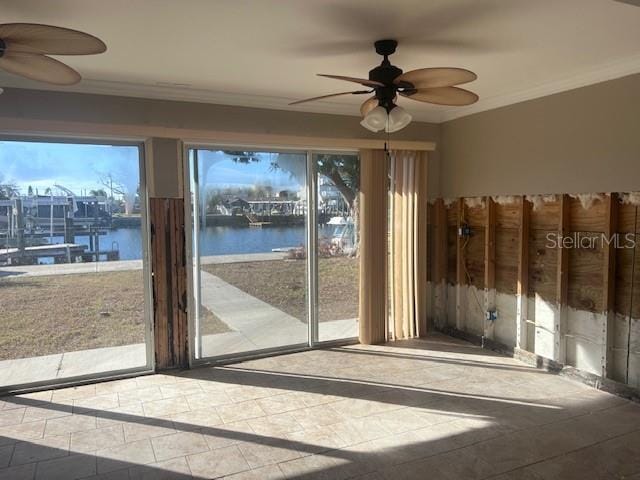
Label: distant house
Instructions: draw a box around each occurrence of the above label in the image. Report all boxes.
[228,197,250,214]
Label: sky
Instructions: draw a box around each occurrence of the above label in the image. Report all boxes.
[197,150,304,192]
[0,141,140,196]
[0,141,303,196]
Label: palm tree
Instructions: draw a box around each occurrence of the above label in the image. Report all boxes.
[0,184,19,200]
[89,189,108,197]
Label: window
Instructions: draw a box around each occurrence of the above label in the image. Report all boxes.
[187,147,360,362]
[0,140,151,391]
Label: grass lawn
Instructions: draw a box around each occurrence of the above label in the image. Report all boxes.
[0,270,228,361]
[0,256,356,361]
[203,256,359,322]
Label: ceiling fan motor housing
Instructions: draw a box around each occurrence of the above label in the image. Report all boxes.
[370,40,404,111]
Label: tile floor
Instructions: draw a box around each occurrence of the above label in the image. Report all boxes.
[0,333,639,479]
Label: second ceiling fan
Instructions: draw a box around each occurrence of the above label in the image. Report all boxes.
[0,23,106,86]
[290,39,478,132]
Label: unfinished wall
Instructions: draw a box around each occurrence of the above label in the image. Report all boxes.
[428,193,640,388]
[440,73,640,197]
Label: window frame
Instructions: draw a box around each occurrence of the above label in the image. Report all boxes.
[184,144,359,367]
[0,135,155,395]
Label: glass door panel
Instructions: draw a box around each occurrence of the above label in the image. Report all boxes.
[315,153,360,342]
[0,140,151,391]
[190,149,309,359]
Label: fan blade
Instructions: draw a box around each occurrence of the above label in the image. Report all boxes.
[395,68,476,88]
[400,87,478,106]
[318,74,384,88]
[0,23,106,55]
[289,90,370,105]
[360,97,379,117]
[0,52,81,85]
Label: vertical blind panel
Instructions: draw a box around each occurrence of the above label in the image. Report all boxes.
[390,150,428,340]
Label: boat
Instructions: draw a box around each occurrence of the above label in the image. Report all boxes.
[328,216,356,254]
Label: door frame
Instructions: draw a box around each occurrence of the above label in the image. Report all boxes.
[183,144,359,367]
[0,135,155,395]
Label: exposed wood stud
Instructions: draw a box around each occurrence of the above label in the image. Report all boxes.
[434,198,448,328]
[150,197,188,370]
[556,194,570,364]
[603,193,618,378]
[516,196,531,351]
[456,198,466,331]
[484,196,496,340]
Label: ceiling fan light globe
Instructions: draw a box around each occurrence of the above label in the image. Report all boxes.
[385,105,412,133]
[360,105,387,132]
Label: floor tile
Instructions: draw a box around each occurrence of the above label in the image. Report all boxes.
[237,438,303,469]
[0,408,25,427]
[216,400,266,423]
[70,425,125,454]
[44,414,96,436]
[128,456,192,480]
[142,397,190,418]
[0,445,13,468]
[202,421,255,450]
[0,463,37,480]
[221,464,285,479]
[96,439,156,474]
[122,417,176,443]
[187,445,250,478]
[35,453,97,480]
[247,412,304,436]
[150,431,209,461]
[10,434,70,466]
[0,335,638,480]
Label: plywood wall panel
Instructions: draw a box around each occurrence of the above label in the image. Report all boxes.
[528,230,558,301]
[465,204,486,228]
[496,203,520,229]
[496,227,519,295]
[446,204,458,226]
[464,230,485,288]
[568,246,604,312]
[569,197,606,232]
[618,203,638,233]
[530,200,560,231]
[447,226,457,284]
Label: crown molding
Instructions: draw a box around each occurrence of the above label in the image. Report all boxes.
[0,76,444,123]
[437,52,640,123]
[3,52,640,125]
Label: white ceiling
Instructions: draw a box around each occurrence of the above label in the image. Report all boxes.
[2,0,640,123]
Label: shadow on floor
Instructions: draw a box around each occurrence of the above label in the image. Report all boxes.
[0,337,639,479]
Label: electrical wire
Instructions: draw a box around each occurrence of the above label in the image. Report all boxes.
[461,235,486,317]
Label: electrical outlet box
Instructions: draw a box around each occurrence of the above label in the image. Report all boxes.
[458,224,472,237]
[485,310,498,321]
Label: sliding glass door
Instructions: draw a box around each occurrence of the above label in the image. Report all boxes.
[315,153,360,342]
[189,149,310,359]
[188,147,360,362]
[0,139,152,392]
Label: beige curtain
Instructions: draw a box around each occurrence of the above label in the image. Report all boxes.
[389,150,428,340]
[358,149,389,345]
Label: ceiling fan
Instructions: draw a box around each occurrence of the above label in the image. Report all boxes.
[0,23,106,87]
[290,39,478,133]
